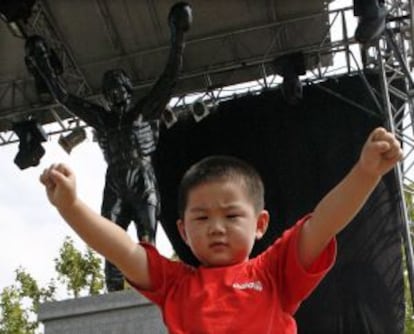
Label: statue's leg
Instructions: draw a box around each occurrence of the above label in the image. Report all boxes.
[101,181,131,292]
[104,211,131,291]
[132,165,160,245]
[135,203,158,244]
[105,257,125,292]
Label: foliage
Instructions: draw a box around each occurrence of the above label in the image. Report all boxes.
[405,268,414,334]
[0,236,104,333]
[54,236,104,298]
[405,189,414,333]
[0,268,55,334]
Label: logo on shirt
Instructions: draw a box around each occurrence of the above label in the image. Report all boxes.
[232,280,263,291]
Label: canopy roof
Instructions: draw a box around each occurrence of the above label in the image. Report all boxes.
[0,0,331,134]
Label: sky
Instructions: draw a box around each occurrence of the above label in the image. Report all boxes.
[0,134,174,299]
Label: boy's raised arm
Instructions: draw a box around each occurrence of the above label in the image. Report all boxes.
[40,163,152,290]
[298,127,403,269]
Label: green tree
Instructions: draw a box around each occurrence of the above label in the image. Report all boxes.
[0,236,104,333]
[404,188,414,333]
[0,268,55,334]
[405,267,414,334]
[54,236,104,298]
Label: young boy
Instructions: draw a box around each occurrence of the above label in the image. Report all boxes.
[40,127,402,333]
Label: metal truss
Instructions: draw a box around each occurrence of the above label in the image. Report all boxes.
[1,1,413,184]
[316,0,414,305]
[375,0,414,302]
[0,4,341,144]
[20,0,92,96]
[0,0,94,145]
[0,4,404,143]
[298,0,414,304]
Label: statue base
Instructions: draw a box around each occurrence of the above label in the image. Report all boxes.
[38,290,166,334]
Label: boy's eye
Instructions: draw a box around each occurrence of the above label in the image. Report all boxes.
[195,216,208,221]
[227,214,240,220]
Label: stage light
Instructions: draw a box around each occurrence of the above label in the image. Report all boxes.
[0,0,36,23]
[58,127,86,154]
[12,119,48,170]
[273,52,306,105]
[190,100,210,122]
[161,105,178,129]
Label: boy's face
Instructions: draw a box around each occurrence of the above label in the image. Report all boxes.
[177,180,269,267]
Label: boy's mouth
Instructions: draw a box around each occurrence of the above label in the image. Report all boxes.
[209,241,228,249]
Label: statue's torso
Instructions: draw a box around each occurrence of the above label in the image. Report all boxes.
[97,115,159,167]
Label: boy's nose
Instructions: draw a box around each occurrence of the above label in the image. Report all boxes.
[208,219,226,235]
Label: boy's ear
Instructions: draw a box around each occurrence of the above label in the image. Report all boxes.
[177,219,188,243]
[255,210,269,240]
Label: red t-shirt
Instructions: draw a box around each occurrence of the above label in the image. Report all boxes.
[131,215,336,333]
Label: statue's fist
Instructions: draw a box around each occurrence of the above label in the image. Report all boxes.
[169,2,192,32]
[25,35,49,58]
[24,35,63,76]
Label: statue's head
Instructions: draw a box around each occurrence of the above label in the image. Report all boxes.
[102,69,133,109]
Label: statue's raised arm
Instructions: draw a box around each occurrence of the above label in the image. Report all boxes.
[24,36,106,131]
[130,2,192,123]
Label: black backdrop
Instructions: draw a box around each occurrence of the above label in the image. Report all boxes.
[154,74,405,333]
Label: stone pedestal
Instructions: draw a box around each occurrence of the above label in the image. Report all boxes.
[38,290,166,334]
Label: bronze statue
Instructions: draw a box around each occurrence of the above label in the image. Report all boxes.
[25,2,192,291]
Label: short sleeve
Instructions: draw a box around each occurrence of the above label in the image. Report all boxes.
[256,214,336,314]
[127,243,187,306]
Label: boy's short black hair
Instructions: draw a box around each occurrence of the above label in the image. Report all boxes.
[178,155,265,218]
